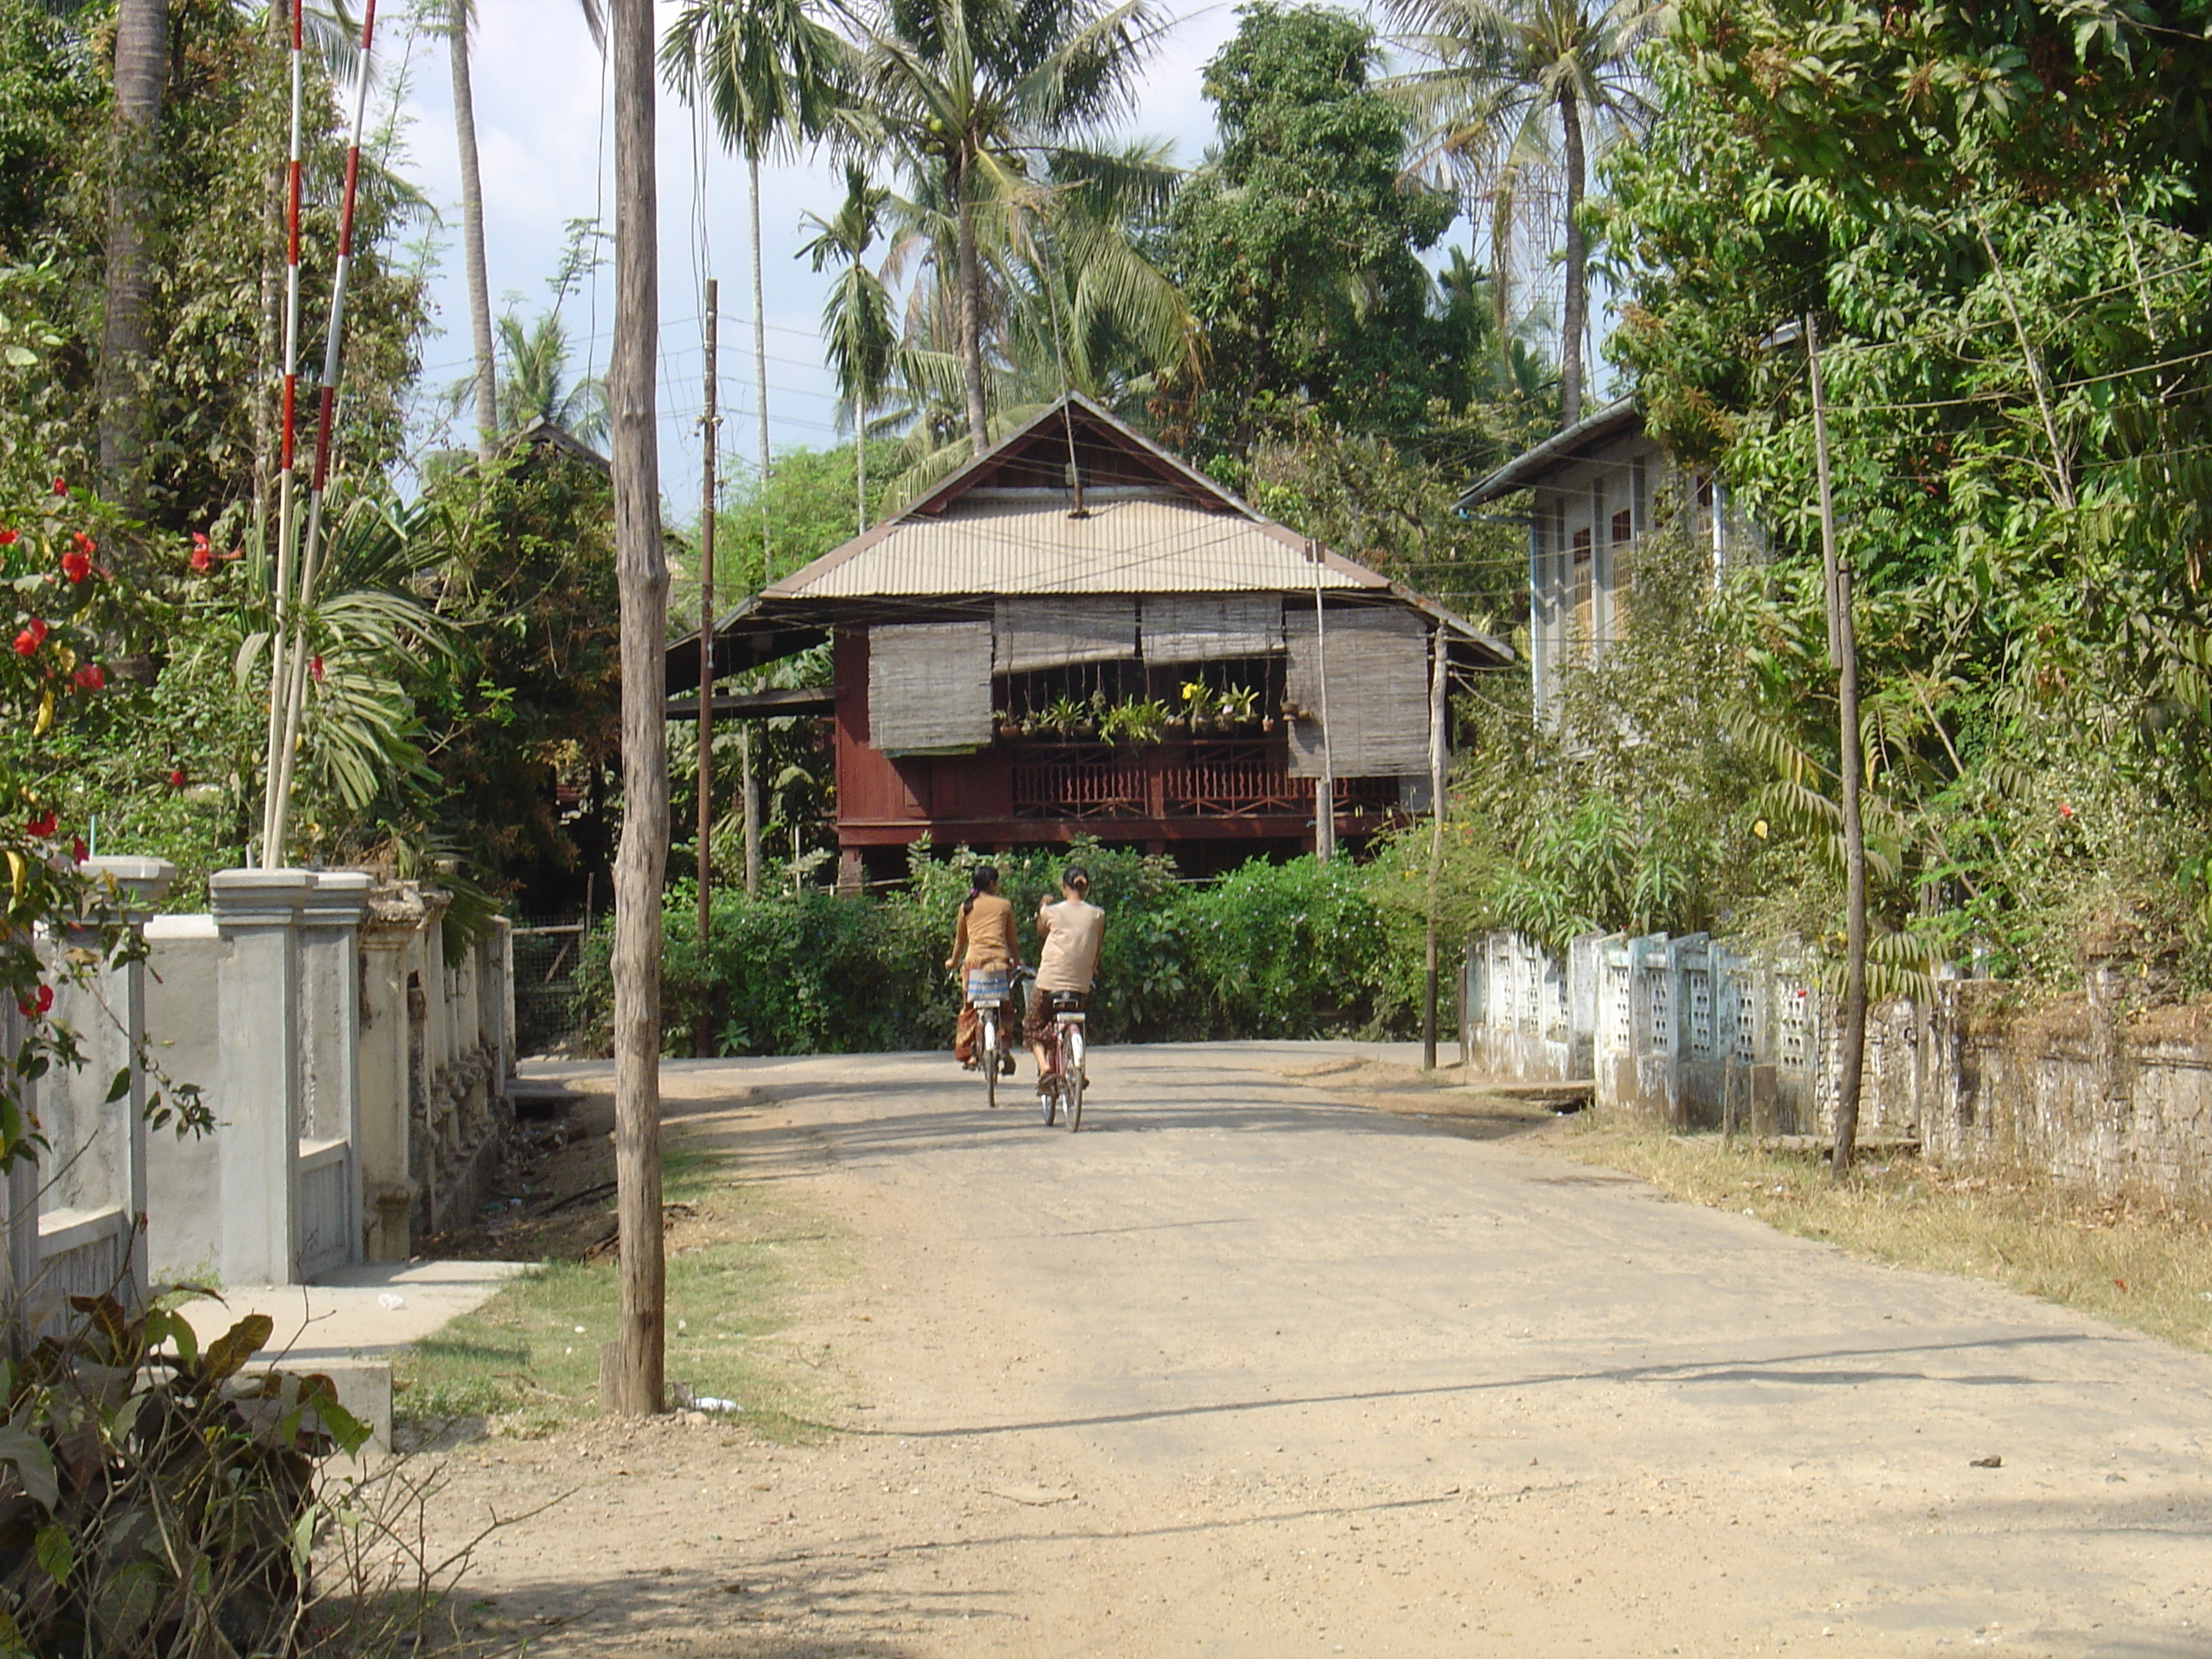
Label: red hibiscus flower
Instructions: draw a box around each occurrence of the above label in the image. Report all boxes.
[0,528,16,546]
[13,619,46,656]
[26,811,55,838]
[73,664,103,691]
[17,985,51,1017]
[189,532,212,573]
[60,550,90,584]
[49,479,65,497]
[70,837,85,864]
[166,768,186,788]
[311,655,324,682]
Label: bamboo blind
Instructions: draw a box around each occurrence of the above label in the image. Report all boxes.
[1139,594,1285,662]
[868,620,995,754]
[992,597,1138,674]
[1284,607,1431,778]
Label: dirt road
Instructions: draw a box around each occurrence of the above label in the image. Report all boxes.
[428,1043,2212,1656]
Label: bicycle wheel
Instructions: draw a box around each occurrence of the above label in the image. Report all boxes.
[1039,1074,1057,1126]
[982,1011,998,1109]
[1062,1024,1085,1132]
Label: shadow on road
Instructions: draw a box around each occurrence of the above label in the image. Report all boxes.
[827,1330,2095,1442]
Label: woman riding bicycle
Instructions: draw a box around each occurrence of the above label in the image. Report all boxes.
[1026,864,1104,1099]
[948,864,1017,1074]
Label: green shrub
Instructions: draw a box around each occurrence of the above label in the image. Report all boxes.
[577,847,1423,1055]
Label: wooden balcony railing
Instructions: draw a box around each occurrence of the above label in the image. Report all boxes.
[1008,739,1399,821]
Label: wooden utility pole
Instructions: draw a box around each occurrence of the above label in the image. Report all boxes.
[697,279,719,957]
[1309,540,1335,862]
[1806,312,1868,1178]
[1422,622,1447,1070]
[604,0,667,1415]
[743,169,770,900]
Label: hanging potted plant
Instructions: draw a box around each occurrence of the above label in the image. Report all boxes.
[1042,692,1086,737]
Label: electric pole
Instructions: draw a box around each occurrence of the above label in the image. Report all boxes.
[1807,311,1868,1178]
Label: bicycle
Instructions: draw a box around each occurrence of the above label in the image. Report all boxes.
[963,965,1017,1109]
[1034,988,1088,1132]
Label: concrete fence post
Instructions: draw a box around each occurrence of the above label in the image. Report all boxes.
[358,885,426,1261]
[299,872,370,1276]
[208,869,313,1286]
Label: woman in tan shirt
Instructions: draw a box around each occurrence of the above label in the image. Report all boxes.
[948,864,1017,1069]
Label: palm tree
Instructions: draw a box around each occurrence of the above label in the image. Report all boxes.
[799,166,896,532]
[1385,0,1659,427]
[662,0,847,550]
[864,140,1193,503]
[495,311,610,445]
[846,0,1167,455]
[439,0,605,463]
[100,0,167,509]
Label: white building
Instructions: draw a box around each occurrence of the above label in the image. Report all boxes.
[1456,399,1755,714]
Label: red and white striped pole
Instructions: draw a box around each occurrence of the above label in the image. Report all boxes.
[266,0,379,859]
[258,0,308,865]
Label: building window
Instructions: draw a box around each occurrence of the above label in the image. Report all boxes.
[1572,527,1593,651]
[1610,508,1633,643]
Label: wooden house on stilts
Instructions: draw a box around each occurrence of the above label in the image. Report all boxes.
[669,395,1512,887]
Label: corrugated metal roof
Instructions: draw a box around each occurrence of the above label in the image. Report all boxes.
[769,496,1383,599]
[1454,398,1642,510]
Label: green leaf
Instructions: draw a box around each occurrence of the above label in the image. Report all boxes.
[33,1522,71,1586]
[0,1426,56,1510]
[103,1067,130,1104]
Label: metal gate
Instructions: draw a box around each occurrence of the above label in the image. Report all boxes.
[511,912,589,1056]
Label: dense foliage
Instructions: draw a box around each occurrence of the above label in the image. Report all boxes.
[578,844,1425,1056]
[1570,0,2212,986]
[0,0,423,533]
[1165,4,1462,446]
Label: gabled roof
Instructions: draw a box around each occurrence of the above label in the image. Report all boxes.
[1455,398,1643,511]
[667,393,1513,690]
[764,393,1382,602]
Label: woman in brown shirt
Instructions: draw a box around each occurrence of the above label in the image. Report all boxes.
[948,865,1017,1068]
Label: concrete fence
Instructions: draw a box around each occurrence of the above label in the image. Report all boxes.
[1464,927,2212,1205]
[1463,928,1829,1132]
[120,868,515,1292]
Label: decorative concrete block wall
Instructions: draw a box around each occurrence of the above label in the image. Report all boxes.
[143,869,514,1287]
[1464,928,2212,1203]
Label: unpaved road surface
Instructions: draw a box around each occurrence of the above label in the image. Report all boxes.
[428,1043,2212,1656]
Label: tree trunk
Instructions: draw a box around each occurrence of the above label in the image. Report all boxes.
[854,377,866,533]
[606,0,667,1417]
[451,8,498,459]
[100,0,168,509]
[1557,81,1585,430]
[955,157,989,457]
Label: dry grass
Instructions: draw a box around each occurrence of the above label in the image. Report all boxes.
[1555,1111,2212,1353]
[393,1134,849,1443]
